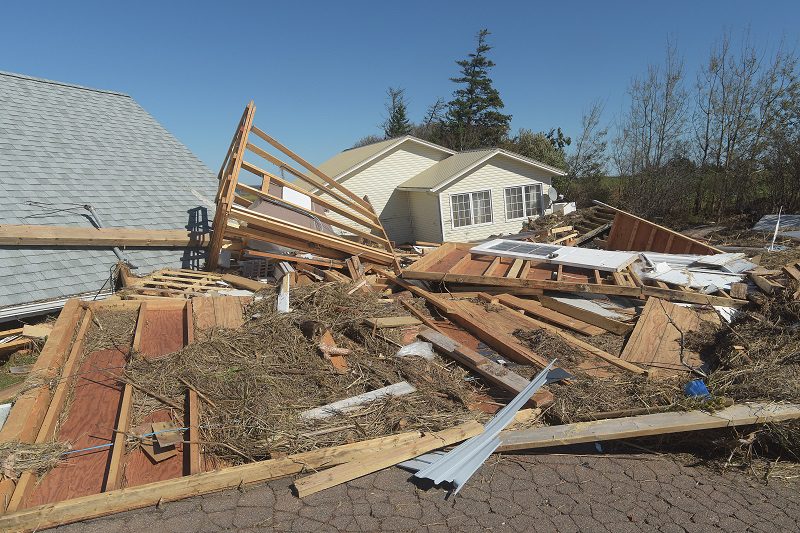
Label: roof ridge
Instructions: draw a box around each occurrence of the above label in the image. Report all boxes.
[0,70,130,97]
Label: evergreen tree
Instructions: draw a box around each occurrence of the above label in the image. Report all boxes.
[382,87,412,138]
[446,29,512,150]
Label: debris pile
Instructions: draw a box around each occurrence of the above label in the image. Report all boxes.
[0,102,799,532]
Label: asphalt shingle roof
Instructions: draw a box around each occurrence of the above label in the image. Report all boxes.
[0,71,218,311]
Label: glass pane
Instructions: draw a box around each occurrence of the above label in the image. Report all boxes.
[472,191,493,224]
[524,184,542,217]
[451,193,472,227]
[504,187,524,219]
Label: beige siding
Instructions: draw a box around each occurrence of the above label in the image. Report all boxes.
[330,143,448,244]
[439,156,554,242]
[407,191,443,243]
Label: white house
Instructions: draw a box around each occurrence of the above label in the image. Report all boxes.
[306,135,566,244]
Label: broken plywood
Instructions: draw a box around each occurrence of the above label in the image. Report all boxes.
[620,298,720,376]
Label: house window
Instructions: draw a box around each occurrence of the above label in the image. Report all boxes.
[504,184,543,220]
[450,190,493,228]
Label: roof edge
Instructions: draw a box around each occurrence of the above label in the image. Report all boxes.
[0,70,130,97]
[428,149,566,192]
[332,135,455,180]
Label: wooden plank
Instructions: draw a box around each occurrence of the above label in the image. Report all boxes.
[506,258,524,279]
[301,382,416,420]
[229,205,395,265]
[243,248,344,269]
[0,337,29,355]
[399,299,444,334]
[0,301,83,444]
[318,329,348,372]
[783,263,800,281]
[490,294,605,336]
[482,256,502,277]
[0,430,446,532]
[235,182,388,245]
[729,282,748,300]
[498,402,800,452]
[419,328,542,399]
[0,225,204,247]
[620,298,719,375]
[596,201,721,255]
[538,296,634,336]
[484,295,647,375]
[104,383,133,491]
[364,316,422,328]
[220,273,270,292]
[208,102,256,270]
[749,272,784,295]
[293,421,483,497]
[187,390,202,476]
[239,160,382,231]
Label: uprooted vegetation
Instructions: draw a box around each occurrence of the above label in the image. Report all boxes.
[122,284,478,465]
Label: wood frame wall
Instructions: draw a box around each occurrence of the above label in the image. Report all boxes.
[207,102,398,269]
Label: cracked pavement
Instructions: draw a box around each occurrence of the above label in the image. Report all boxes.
[55,453,799,532]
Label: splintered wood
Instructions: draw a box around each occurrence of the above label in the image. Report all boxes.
[620,297,721,376]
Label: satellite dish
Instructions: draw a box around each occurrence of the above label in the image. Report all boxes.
[548,187,558,202]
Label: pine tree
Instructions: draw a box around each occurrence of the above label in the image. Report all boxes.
[446,29,512,150]
[383,87,412,138]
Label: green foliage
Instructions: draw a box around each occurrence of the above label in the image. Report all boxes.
[383,87,412,138]
[445,29,512,150]
[503,128,568,169]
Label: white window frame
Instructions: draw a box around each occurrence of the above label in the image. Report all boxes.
[449,189,494,229]
[503,183,544,222]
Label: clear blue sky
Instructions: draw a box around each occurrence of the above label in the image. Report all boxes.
[2,1,798,171]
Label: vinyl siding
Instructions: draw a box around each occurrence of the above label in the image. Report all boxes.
[408,191,443,243]
[331,142,448,244]
[439,155,555,242]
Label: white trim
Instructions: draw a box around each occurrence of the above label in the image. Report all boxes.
[503,183,544,222]
[430,150,565,193]
[448,189,494,230]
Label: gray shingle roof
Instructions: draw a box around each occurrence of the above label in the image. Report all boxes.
[0,71,218,311]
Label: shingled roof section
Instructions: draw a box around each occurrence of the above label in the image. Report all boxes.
[0,71,218,315]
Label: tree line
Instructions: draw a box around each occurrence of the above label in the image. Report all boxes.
[356,29,800,222]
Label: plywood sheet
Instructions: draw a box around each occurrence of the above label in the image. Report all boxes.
[137,307,186,358]
[620,298,720,376]
[27,349,126,507]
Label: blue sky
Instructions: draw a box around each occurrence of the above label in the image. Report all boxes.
[1,1,798,171]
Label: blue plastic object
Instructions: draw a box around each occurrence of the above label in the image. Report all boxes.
[684,379,711,399]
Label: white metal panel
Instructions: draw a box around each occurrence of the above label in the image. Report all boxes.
[471,239,638,272]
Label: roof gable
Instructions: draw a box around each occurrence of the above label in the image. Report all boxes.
[0,71,217,311]
[398,148,566,192]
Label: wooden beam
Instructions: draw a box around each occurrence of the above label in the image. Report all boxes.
[483,294,647,375]
[229,205,395,265]
[0,430,446,532]
[419,328,551,404]
[498,402,800,452]
[538,295,634,336]
[0,301,84,444]
[293,421,483,497]
[364,316,422,328]
[491,294,605,336]
[208,102,256,270]
[0,226,204,247]
[243,248,345,269]
[187,389,202,475]
[249,125,374,211]
[749,272,784,295]
[239,160,382,230]
[220,273,271,292]
[105,383,133,491]
[233,184,389,246]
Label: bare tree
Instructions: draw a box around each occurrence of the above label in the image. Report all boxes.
[614,39,687,174]
[567,99,609,178]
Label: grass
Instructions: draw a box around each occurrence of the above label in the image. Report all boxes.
[0,347,39,391]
